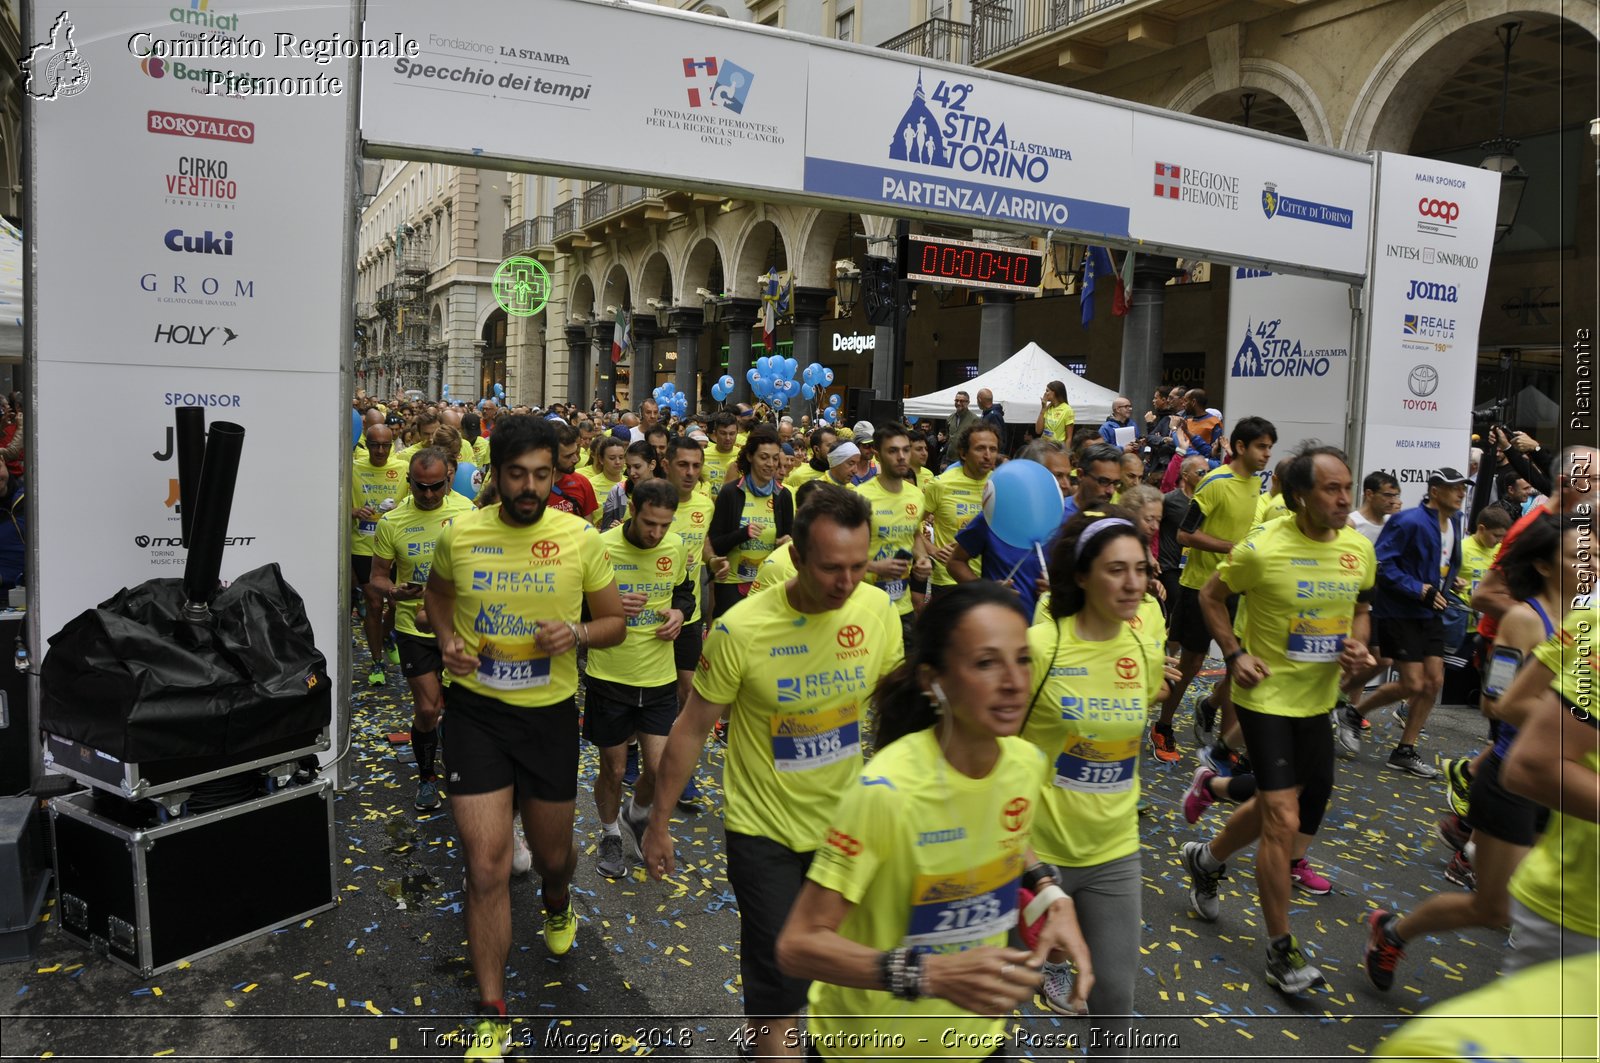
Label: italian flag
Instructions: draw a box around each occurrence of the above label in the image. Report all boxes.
[610,305,631,364]
[1112,249,1136,316]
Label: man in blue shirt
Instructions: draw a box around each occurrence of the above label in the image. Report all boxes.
[1099,395,1144,453]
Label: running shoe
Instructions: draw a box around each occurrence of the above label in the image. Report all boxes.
[1264,935,1326,995]
[367,667,387,687]
[1192,695,1217,748]
[1183,766,1218,824]
[1180,840,1225,922]
[1289,858,1332,895]
[543,900,577,956]
[1335,706,1364,757]
[1149,724,1182,763]
[1443,758,1473,818]
[510,825,532,876]
[1387,745,1439,778]
[1436,814,1472,853]
[619,802,648,866]
[677,776,704,814]
[415,776,441,812]
[1362,910,1405,992]
[1038,961,1086,1016]
[595,833,628,879]
[1197,743,1232,778]
[386,643,401,667]
[1444,850,1477,890]
[463,1010,511,1060]
[622,744,640,787]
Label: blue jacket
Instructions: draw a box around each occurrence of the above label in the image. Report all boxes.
[1372,501,1463,620]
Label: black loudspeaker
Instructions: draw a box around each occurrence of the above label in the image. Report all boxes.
[845,388,876,423]
[866,399,905,435]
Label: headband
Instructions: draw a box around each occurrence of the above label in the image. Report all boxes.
[1075,517,1134,562]
[828,442,861,468]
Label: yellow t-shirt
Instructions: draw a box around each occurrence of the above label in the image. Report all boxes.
[585,468,625,507]
[703,445,740,496]
[693,581,903,853]
[1460,534,1501,623]
[1041,403,1075,443]
[1024,615,1165,867]
[1509,604,1599,938]
[925,465,989,587]
[750,543,798,597]
[1178,466,1264,591]
[783,460,825,495]
[471,435,490,467]
[716,482,790,585]
[430,505,615,708]
[587,525,687,688]
[1217,519,1376,716]
[1031,592,1165,649]
[1253,491,1290,526]
[852,477,927,616]
[805,729,1049,1060]
[669,490,715,625]
[372,493,473,637]
[396,439,475,468]
[1376,953,1598,1062]
[351,456,408,557]
[912,466,936,492]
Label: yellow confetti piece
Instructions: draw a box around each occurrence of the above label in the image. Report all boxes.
[414,996,422,1007]
[677,957,692,966]
[1284,1030,1299,1040]
[176,961,191,970]
[366,1001,383,1016]
[1236,1029,1253,1040]
[293,972,311,981]
[224,1000,235,1009]
[336,998,346,1008]
[1192,1018,1209,1028]
[35,964,60,974]
[155,1052,176,1058]
[389,1039,398,1051]
[312,980,329,988]
[243,984,257,993]
[152,987,162,997]
[545,981,561,988]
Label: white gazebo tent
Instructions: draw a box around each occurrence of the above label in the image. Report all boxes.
[902,342,1119,428]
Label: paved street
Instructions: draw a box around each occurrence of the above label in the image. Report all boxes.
[0,664,1500,1061]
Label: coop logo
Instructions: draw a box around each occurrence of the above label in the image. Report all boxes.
[1152,161,1240,211]
[134,533,254,548]
[1402,314,1456,341]
[681,56,754,113]
[1260,182,1353,228]
[1404,365,1441,412]
[170,0,240,33]
[166,156,238,207]
[1406,280,1458,304]
[148,110,255,143]
[165,227,233,255]
[153,323,238,346]
[1417,197,1460,237]
[140,272,254,307]
[1230,317,1348,379]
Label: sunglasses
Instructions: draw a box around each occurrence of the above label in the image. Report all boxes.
[410,477,450,492]
[1087,475,1118,488]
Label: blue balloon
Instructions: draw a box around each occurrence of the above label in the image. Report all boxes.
[710,384,724,401]
[351,408,363,445]
[784,357,797,377]
[493,383,504,397]
[453,461,481,501]
[822,368,835,385]
[829,394,841,407]
[746,368,761,385]
[982,459,1065,549]
[801,383,815,400]
[720,375,735,391]
[906,415,920,425]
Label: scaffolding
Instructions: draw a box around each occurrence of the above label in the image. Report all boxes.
[369,224,440,395]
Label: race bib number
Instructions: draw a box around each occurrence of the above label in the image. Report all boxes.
[1286,615,1349,663]
[475,652,552,691]
[770,703,860,772]
[906,854,1019,951]
[1054,736,1139,793]
[737,559,763,581]
[882,578,906,602]
[357,519,378,537]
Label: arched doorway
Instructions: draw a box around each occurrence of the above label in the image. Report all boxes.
[480,308,507,399]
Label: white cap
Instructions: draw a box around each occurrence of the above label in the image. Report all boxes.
[852,420,875,440]
[828,441,861,468]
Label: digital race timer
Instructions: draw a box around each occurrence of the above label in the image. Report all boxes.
[899,235,1043,294]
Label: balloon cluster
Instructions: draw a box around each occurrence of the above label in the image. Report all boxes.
[742,356,806,412]
[492,383,505,401]
[709,374,737,403]
[442,384,451,402]
[652,381,690,419]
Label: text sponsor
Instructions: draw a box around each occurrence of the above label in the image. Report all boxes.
[165,227,234,255]
[470,569,556,593]
[888,76,1067,186]
[393,57,587,102]
[1152,161,1240,211]
[135,533,254,548]
[166,156,237,205]
[1405,280,1457,303]
[1261,182,1353,228]
[139,54,344,97]
[148,109,254,143]
[153,323,238,346]
[473,603,541,637]
[140,271,255,306]
[164,391,241,406]
[832,333,874,353]
[1416,197,1460,238]
[1230,318,1348,379]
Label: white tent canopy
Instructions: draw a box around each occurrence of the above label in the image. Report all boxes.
[902,342,1119,427]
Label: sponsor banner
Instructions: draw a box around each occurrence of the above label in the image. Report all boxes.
[1130,114,1371,278]
[803,47,1131,237]
[360,0,808,193]
[28,2,353,714]
[1358,422,1474,508]
[33,361,342,668]
[1222,267,1353,456]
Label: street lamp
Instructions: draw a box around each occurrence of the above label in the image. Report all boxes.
[1047,237,1081,288]
[833,258,862,316]
[646,297,673,331]
[1479,21,1528,244]
[696,287,722,323]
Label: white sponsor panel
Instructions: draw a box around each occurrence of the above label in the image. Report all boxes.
[1131,115,1371,279]
[360,0,808,192]
[803,47,1132,238]
[1358,422,1475,508]
[1360,153,1498,502]
[1222,267,1353,457]
[29,1,352,710]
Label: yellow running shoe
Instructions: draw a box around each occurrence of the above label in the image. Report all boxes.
[463,1013,510,1059]
[543,901,577,956]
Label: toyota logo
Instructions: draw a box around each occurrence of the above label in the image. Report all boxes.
[836,625,865,648]
[905,503,918,517]
[1407,364,1440,398]
[656,555,674,572]
[1001,797,1030,832]
[1340,553,1359,571]
[531,540,561,558]
[691,510,706,524]
[1418,198,1460,223]
[1115,657,1139,680]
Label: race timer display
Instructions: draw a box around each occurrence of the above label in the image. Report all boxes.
[899,235,1043,294]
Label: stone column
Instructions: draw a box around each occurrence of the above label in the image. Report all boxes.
[1117,256,1182,418]
[789,287,833,371]
[977,292,1015,372]
[722,298,762,406]
[630,314,657,410]
[589,321,614,414]
[564,323,588,409]
[669,306,704,412]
